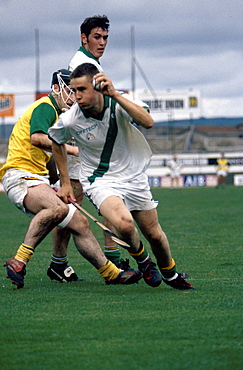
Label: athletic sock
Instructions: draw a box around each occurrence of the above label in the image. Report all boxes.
[104,246,121,266]
[15,243,34,264]
[128,241,149,263]
[98,260,121,280]
[50,254,68,268]
[159,258,178,280]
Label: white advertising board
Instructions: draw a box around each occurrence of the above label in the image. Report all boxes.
[135,88,201,122]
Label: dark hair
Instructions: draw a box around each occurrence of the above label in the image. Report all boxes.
[70,63,100,80]
[80,15,109,38]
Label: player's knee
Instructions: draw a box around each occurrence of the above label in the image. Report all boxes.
[117,218,135,236]
[50,203,67,223]
[57,204,76,228]
[65,207,90,232]
[76,211,90,229]
[146,225,164,245]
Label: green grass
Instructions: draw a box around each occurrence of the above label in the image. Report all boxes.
[0,186,242,369]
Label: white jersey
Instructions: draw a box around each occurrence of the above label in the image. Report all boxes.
[169,159,181,172]
[67,47,103,179]
[69,46,103,72]
[169,159,181,177]
[48,94,152,192]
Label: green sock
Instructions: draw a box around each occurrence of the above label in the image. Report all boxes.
[104,247,121,266]
[160,258,177,279]
[129,242,149,263]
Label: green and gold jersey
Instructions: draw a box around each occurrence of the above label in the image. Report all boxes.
[217,158,229,171]
[0,95,59,179]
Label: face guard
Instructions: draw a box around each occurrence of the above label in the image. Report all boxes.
[52,70,75,111]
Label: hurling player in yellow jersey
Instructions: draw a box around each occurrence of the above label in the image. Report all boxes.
[1,69,142,288]
[216,153,230,188]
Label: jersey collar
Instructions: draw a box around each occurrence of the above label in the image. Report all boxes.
[80,95,110,120]
[78,46,100,64]
[48,94,62,115]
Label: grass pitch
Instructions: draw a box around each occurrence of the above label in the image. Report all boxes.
[0,186,242,369]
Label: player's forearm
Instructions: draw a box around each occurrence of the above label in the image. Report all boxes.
[95,72,153,128]
[31,133,53,152]
[65,144,79,156]
[112,92,154,128]
[31,133,78,156]
[52,142,71,187]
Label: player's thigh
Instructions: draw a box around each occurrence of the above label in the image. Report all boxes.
[24,184,63,214]
[99,195,133,229]
[70,179,83,205]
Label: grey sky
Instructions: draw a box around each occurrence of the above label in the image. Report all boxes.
[1,0,243,121]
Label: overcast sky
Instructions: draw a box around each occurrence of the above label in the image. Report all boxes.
[1,0,243,122]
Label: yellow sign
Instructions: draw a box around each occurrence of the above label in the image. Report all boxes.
[0,94,15,117]
[189,97,198,107]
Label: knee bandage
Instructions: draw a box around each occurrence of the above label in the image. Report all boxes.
[58,204,76,228]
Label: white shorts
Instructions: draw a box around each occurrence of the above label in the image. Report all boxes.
[67,154,80,180]
[2,168,50,216]
[171,171,180,178]
[217,170,227,177]
[84,175,158,212]
[66,137,80,180]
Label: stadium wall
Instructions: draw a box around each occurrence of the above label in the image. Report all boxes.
[146,151,243,188]
[1,151,243,192]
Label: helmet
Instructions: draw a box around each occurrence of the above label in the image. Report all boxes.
[51,69,71,87]
[51,69,75,111]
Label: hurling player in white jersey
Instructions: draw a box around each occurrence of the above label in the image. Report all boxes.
[67,15,108,187]
[49,63,195,290]
[51,15,125,277]
[52,15,129,273]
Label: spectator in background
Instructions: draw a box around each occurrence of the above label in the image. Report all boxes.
[167,156,182,189]
[216,153,230,188]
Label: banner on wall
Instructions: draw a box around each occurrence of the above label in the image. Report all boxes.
[148,175,219,188]
[0,94,15,117]
[136,89,201,122]
[234,174,243,186]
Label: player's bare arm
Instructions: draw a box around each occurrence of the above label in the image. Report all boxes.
[94,72,154,129]
[31,132,79,156]
[51,141,76,203]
